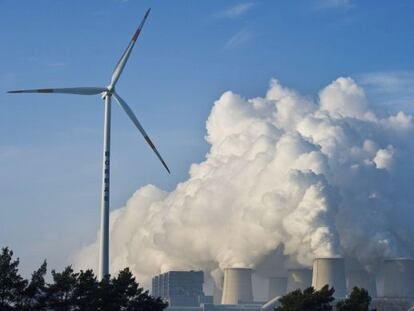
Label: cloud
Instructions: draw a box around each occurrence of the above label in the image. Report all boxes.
[373,145,395,171]
[216,3,254,19]
[74,77,414,290]
[357,71,414,110]
[224,28,252,50]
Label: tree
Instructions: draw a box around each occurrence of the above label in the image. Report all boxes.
[127,288,167,311]
[0,247,27,310]
[336,287,376,311]
[95,274,118,310]
[114,268,167,311]
[45,266,78,311]
[19,260,47,310]
[112,268,139,308]
[96,268,168,311]
[276,285,335,311]
[73,269,99,310]
[0,246,168,311]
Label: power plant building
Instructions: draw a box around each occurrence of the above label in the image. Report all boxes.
[312,257,347,298]
[381,258,414,299]
[286,269,312,292]
[221,268,254,304]
[346,269,377,297]
[152,271,205,306]
[153,261,414,311]
[268,277,287,300]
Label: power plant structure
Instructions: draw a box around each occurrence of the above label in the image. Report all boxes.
[155,258,414,311]
[380,258,414,299]
[213,284,223,305]
[152,271,206,306]
[346,269,377,297]
[221,268,254,304]
[268,277,287,300]
[286,268,312,292]
[312,257,347,298]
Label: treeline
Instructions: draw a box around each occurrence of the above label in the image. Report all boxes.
[1,246,378,311]
[276,285,376,311]
[0,247,167,310]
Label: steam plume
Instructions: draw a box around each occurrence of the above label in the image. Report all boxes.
[74,77,414,288]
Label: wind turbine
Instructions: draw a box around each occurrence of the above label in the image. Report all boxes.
[8,8,170,280]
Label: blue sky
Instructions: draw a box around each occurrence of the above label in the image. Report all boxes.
[1,0,414,276]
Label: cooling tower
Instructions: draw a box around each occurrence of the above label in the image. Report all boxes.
[268,277,287,300]
[382,258,414,299]
[312,257,346,298]
[221,268,253,304]
[286,269,312,292]
[347,270,377,297]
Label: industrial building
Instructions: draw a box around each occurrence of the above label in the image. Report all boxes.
[152,270,206,306]
[155,257,414,311]
[312,257,347,298]
[286,268,312,293]
[221,268,253,304]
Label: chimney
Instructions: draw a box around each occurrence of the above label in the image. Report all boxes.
[268,277,287,299]
[221,268,253,304]
[381,258,414,299]
[347,270,377,297]
[286,269,312,292]
[312,257,346,298]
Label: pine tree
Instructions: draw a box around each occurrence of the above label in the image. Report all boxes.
[72,269,99,311]
[276,285,335,311]
[0,246,168,311]
[0,247,27,310]
[96,268,168,311]
[45,266,78,311]
[19,261,47,310]
[336,287,376,311]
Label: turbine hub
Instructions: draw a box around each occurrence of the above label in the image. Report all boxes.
[102,86,114,99]
[106,85,115,94]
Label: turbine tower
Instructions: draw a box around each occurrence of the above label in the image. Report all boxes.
[8,8,169,280]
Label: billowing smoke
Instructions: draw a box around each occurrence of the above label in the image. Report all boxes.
[74,77,414,288]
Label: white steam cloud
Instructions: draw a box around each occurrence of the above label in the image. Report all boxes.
[74,77,414,288]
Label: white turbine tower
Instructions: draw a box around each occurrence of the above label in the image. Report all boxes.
[8,8,170,280]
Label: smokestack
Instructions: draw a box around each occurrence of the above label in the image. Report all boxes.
[347,270,377,297]
[268,277,287,299]
[312,257,346,298]
[221,268,253,304]
[381,258,414,299]
[286,269,312,292]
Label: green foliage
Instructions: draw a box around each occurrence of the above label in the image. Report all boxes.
[276,285,335,311]
[20,260,47,310]
[275,285,377,311]
[0,247,168,311]
[0,247,27,310]
[73,269,98,310]
[335,287,375,311]
[45,266,78,310]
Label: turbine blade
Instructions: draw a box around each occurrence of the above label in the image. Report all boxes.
[7,87,107,95]
[110,8,151,88]
[112,92,170,174]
